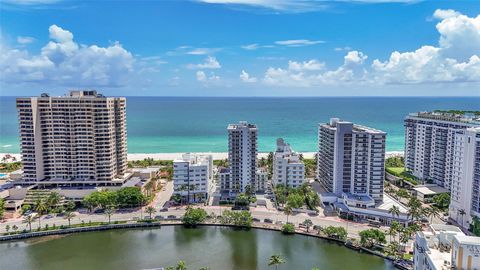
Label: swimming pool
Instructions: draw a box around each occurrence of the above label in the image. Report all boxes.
[0,173,7,178]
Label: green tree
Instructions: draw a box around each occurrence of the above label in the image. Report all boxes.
[284,205,293,223]
[432,193,450,210]
[322,226,347,240]
[21,204,31,215]
[146,206,156,219]
[268,254,285,270]
[5,224,10,234]
[359,229,387,248]
[66,201,76,212]
[182,207,207,227]
[426,207,440,223]
[46,192,62,211]
[302,219,313,232]
[389,220,402,242]
[64,211,76,227]
[104,206,116,224]
[34,199,48,228]
[407,197,423,222]
[24,215,35,231]
[388,205,400,221]
[0,198,5,219]
[116,187,146,208]
[385,242,400,259]
[12,225,18,234]
[286,193,304,209]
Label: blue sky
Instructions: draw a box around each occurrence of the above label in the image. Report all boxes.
[0,0,479,96]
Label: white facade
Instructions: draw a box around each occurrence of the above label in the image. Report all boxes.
[255,168,267,192]
[225,121,257,197]
[16,91,127,186]
[405,112,480,189]
[414,224,480,270]
[173,153,213,203]
[273,138,305,189]
[449,127,480,230]
[317,118,386,203]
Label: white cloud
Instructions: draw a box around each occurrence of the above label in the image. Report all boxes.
[17,36,35,45]
[196,70,207,81]
[275,39,324,47]
[0,24,134,87]
[371,10,480,84]
[196,70,220,84]
[288,60,324,71]
[334,46,352,51]
[194,0,417,13]
[263,51,368,87]
[240,70,257,82]
[2,0,61,5]
[187,48,221,55]
[241,43,260,50]
[187,56,221,69]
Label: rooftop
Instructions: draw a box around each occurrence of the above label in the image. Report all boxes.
[408,111,480,125]
[454,235,480,245]
[413,185,450,196]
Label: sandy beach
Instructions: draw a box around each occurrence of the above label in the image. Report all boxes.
[0,151,403,162]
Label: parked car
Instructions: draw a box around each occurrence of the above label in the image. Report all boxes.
[275,221,283,225]
[155,215,164,220]
[159,207,168,212]
[167,215,177,219]
[253,218,260,222]
[264,218,273,223]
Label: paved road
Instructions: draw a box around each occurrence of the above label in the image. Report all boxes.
[0,185,390,240]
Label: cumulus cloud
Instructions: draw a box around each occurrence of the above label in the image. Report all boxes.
[187,56,221,69]
[1,24,134,87]
[262,10,480,87]
[240,70,257,82]
[263,51,368,87]
[196,70,220,84]
[288,60,325,71]
[372,9,480,84]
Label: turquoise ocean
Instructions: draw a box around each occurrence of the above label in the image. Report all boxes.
[0,97,479,153]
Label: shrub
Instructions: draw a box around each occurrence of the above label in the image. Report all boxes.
[281,223,295,234]
[182,207,208,227]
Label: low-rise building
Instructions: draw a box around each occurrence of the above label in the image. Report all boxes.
[173,153,213,203]
[414,224,480,270]
[273,138,305,189]
[255,168,268,193]
[413,184,450,203]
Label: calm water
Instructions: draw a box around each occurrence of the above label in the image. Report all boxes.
[1,96,478,153]
[0,226,395,270]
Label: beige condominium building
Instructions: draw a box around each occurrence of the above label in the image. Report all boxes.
[16,90,127,187]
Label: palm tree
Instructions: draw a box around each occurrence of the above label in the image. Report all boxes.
[64,211,76,227]
[34,199,48,229]
[46,192,62,210]
[427,207,440,223]
[268,254,285,270]
[388,221,398,242]
[389,205,400,222]
[24,215,34,231]
[146,206,156,219]
[458,209,466,227]
[284,206,293,224]
[12,225,18,233]
[104,206,116,224]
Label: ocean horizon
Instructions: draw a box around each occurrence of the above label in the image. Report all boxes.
[1,96,479,154]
